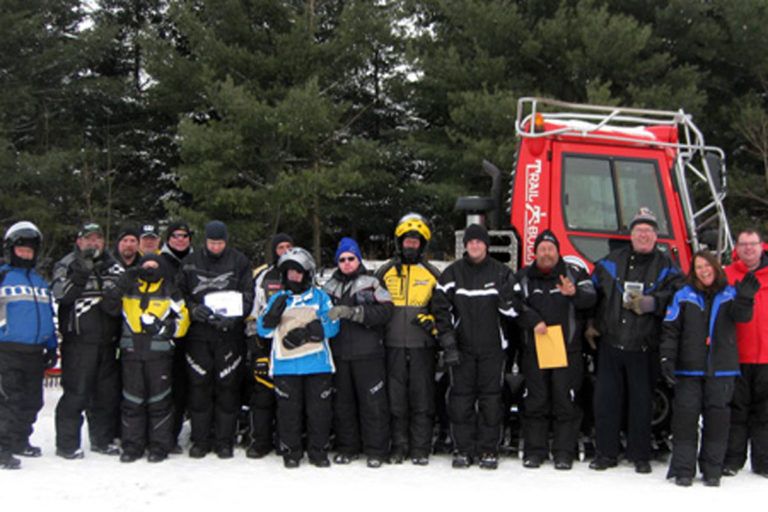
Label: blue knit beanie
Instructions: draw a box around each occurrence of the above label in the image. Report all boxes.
[335,237,363,264]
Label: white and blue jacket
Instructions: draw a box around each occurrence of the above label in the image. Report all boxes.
[257,287,339,376]
[0,264,57,351]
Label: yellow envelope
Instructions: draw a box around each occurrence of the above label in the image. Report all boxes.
[535,324,568,369]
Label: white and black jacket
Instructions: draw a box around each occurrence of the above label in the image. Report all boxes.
[432,254,520,355]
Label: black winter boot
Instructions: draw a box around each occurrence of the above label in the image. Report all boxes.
[479,453,499,470]
[1,451,21,470]
[13,443,42,457]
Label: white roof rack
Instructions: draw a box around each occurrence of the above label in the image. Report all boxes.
[515,97,732,259]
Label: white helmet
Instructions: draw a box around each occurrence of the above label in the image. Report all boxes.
[4,221,42,249]
[277,247,316,279]
[4,221,42,266]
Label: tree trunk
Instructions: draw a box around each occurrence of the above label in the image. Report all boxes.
[313,191,321,267]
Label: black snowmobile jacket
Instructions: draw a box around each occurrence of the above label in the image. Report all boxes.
[515,259,597,352]
[660,284,753,377]
[177,246,254,342]
[52,250,123,345]
[591,246,682,351]
[432,254,521,355]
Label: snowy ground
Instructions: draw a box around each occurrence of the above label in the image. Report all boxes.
[5,387,766,512]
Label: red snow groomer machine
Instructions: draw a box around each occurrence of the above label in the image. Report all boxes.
[456,97,732,272]
[452,97,733,458]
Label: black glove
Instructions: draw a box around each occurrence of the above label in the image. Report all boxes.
[500,279,517,302]
[160,316,177,339]
[43,348,58,370]
[262,294,289,328]
[305,319,325,342]
[70,257,94,286]
[209,315,237,332]
[191,304,215,324]
[439,332,461,367]
[660,357,676,387]
[115,268,138,294]
[736,271,760,300]
[283,327,309,350]
[443,346,461,367]
[412,313,437,336]
[141,314,162,335]
[92,258,108,274]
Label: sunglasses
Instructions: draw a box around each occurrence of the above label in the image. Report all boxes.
[338,256,357,263]
[170,233,190,239]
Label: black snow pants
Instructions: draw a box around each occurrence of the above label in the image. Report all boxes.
[121,355,174,457]
[521,348,583,461]
[185,336,244,451]
[725,363,768,473]
[275,373,333,462]
[0,347,44,455]
[387,347,435,458]
[448,350,506,456]
[593,343,652,462]
[668,376,734,480]
[333,357,389,459]
[55,342,120,451]
[171,340,189,445]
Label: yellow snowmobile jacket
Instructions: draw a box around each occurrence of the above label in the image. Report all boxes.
[118,278,191,357]
[376,259,440,348]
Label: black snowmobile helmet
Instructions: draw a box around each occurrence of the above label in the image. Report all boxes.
[4,221,43,268]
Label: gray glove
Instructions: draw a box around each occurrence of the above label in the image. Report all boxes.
[328,305,364,323]
[623,291,655,315]
[584,322,600,350]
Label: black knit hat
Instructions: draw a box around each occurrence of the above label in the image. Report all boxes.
[116,225,140,243]
[534,229,560,253]
[205,220,228,241]
[462,224,490,247]
[166,220,192,241]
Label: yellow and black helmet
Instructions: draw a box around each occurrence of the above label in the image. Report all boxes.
[394,213,431,243]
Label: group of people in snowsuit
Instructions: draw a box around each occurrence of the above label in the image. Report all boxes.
[1,209,767,489]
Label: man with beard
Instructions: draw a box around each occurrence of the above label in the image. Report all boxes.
[177,220,253,459]
[114,226,140,270]
[514,230,596,470]
[53,222,123,459]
